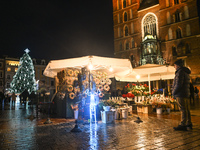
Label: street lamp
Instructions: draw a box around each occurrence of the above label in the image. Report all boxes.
[134,74,143,124]
[136,75,140,86]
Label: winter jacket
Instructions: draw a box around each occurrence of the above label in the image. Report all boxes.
[172,67,191,98]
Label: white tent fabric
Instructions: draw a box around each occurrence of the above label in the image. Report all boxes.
[115,64,176,92]
[115,64,175,82]
[43,55,133,78]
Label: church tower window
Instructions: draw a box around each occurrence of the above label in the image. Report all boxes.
[124,26,129,36]
[142,13,158,39]
[124,12,128,22]
[176,28,182,39]
[123,0,126,8]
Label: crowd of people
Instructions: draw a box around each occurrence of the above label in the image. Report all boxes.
[0,90,36,106]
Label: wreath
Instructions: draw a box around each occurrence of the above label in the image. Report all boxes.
[74,70,79,76]
[104,85,110,91]
[67,69,74,76]
[67,85,73,92]
[67,78,73,85]
[69,92,75,99]
[100,79,105,85]
[99,92,104,98]
[94,78,100,85]
[98,85,104,91]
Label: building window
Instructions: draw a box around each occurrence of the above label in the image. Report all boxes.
[118,27,121,37]
[131,39,135,48]
[119,42,122,51]
[118,14,120,23]
[0,81,2,87]
[117,0,120,9]
[0,71,3,78]
[184,6,189,19]
[125,41,129,50]
[41,59,46,65]
[130,9,133,19]
[175,11,181,22]
[124,12,128,22]
[7,75,10,79]
[7,67,11,72]
[186,24,191,36]
[185,43,191,54]
[176,28,182,39]
[0,62,2,68]
[124,26,129,36]
[172,46,177,56]
[174,0,179,5]
[15,68,18,72]
[167,12,171,24]
[142,13,158,39]
[123,0,126,8]
[168,28,173,40]
[7,82,10,88]
[51,81,54,86]
[131,22,134,34]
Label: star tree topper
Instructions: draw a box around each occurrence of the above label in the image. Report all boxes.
[24,48,30,53]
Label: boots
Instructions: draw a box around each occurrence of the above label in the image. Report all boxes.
[173,125,187,131]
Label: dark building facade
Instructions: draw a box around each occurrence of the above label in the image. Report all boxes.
[112,0,200,85]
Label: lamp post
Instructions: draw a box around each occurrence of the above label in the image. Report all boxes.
[134,74,143,124]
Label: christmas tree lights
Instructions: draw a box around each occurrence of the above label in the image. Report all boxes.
[10,49,37,94]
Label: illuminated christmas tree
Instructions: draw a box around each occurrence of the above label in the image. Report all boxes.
[10,49,37,94]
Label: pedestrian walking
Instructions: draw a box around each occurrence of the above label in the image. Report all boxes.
[190,82,195,104]
[172,59,192,131]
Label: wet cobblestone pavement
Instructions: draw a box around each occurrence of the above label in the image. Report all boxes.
[0,101,200,150]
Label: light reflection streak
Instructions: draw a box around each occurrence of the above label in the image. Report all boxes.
[89,123,99,150]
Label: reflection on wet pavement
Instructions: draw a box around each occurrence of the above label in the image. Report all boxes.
[0,100,200,149]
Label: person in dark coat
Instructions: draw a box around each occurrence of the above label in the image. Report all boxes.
[172,59,192,131]
[194,87,199,99]
[189,82,195,104]
[21,89,29,104]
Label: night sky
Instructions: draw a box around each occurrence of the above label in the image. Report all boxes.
[0,0,114,60]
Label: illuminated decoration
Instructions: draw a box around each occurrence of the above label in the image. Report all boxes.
[7,61,20,66]
[142,34,156,42]
[10,49,37,94]
[136,75,140,80]
[109,66,113,72]
[7,67,11,72]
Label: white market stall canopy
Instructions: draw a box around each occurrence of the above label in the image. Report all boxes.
[115,64,176,92]
[115,64,175,82]
[43,55,133,78]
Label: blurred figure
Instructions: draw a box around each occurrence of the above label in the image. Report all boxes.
[21,89,29,104]
[194,87,199,99]
[29,91,36,108]
[190,82,194,104]
[11,93,16,106]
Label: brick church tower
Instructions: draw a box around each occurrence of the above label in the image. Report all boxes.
[112,0,200,83]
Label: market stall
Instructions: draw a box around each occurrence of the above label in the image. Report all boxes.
[114,64,177,115]
[43,55,132,122]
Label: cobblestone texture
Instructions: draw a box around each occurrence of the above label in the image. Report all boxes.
[0,100,200,150]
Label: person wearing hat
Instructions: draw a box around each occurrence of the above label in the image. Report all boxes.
[172,59,192,131]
